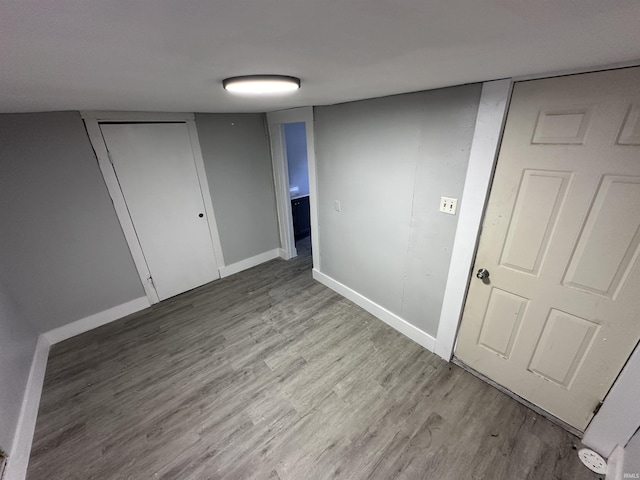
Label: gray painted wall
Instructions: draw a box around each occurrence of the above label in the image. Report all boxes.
[314,84,481,337]
[0,112,145,333]
[196,113,280,265]
[624,428,640,476]
[0,277,38,454]
[285,122,309,197]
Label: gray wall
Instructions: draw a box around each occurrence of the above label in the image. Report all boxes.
[196,113,280,265]
[314,84,481,337]
[625,428,640,476]
[0,277,38,454]
[285,122,309,197]
[0,112,145,333]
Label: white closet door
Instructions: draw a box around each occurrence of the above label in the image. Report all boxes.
[100,122,219,301]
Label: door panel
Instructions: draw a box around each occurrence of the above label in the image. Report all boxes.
[100,123,219,301]
[500,170,571,274]
[618,104,640,145]
[477,288,528,359]
[532,108,592,144]
[563,176,640,298]
[455,67,640,431]
[527,309,599,389]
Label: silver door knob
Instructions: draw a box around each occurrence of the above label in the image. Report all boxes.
[476,268,490,280]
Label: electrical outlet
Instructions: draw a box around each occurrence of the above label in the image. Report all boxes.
[439,196,458,215]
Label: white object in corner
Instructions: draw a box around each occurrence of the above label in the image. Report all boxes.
[43,297,150,345]
[578,448,608,475]
[6,336,50,480]
[219,249,282,278]
[312,269,436,353]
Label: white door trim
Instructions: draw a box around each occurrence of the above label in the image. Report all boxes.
[434,79,513,361]
[266,107,320,269]
[267,122,297,260]
[83,117,160,303]
[81,112,225,305]
[81,111,195,122]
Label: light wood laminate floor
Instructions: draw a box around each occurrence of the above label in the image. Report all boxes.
[28,243,598,480]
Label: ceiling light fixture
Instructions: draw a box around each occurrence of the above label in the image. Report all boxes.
[222,75,301,94]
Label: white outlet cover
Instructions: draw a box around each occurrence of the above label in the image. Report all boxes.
[578,448,607,474]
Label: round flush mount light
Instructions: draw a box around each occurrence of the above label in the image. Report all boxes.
[222,75,301,94]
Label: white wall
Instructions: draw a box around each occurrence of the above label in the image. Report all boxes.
[195,113,281,265]
[314,84,482,338]
[0,277,38,456]
[284,122,309,197]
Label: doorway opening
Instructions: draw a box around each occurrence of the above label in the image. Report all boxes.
[266,107,319,269]
[284,122,311,258]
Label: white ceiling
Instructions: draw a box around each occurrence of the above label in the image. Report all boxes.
[1,0,639,113]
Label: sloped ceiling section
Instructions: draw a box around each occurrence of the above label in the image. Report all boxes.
[1,0,639,113]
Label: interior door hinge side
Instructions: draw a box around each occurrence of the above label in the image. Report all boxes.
[593,401,603,416]
[106,148,114,165]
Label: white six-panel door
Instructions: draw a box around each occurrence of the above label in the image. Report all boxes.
[100,123,220,301]
[455,67,640,431]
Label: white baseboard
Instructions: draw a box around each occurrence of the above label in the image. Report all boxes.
[219,249,281,278]
[6,336,50,480]
[312,269,437,353]
[43,296,150,345]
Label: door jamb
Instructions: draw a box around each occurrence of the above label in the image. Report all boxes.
[266,107,320,269]
[81,111,226,305]
[267,122,296,260]
[434,79,513,361]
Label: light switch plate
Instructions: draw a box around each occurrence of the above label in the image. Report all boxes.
[440,196,458,215]
[334,200,341,212]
